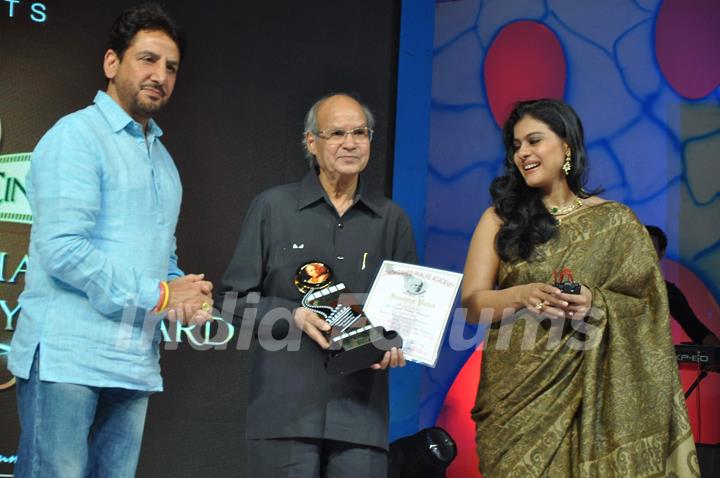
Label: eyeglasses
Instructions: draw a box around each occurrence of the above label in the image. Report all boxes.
[315,126,374,145]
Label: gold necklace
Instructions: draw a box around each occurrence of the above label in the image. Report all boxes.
[547,197,583,216]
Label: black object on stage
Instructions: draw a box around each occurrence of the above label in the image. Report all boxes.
[697,443,720,478]
[388,426,457,478]
[675,343,719,399]
[296,261,403,375]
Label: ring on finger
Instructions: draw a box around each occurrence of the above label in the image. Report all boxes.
[534,301,544,311]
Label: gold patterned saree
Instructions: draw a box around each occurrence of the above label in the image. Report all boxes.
[472,202,699,477]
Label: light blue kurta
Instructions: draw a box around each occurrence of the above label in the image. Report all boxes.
[9,91,183,391]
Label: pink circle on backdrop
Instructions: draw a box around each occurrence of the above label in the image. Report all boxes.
[484,21,566,128]
[655,0,720,99]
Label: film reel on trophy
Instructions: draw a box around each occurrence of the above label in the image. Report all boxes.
[295,261,403,375]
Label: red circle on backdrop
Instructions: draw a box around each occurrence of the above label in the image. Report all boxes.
[484,21,566,128]
[655,0,720,99]
[435,348,483,478]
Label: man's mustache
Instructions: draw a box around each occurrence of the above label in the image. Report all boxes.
[140,83,166,98]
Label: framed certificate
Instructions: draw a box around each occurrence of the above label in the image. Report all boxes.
[363,261,463,367]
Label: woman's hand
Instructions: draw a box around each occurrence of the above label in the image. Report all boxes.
[558,285,593,320]
[519,283,568,319]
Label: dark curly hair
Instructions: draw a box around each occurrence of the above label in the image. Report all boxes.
[491,99,601,262]
[107,2,186,61]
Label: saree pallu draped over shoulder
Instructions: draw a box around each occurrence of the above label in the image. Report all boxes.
[472,202,699,478]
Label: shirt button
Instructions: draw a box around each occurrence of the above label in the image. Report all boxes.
[337,222,343,228]
[336,255,345,261]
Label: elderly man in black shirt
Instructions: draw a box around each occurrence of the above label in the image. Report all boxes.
[220,93,417,477]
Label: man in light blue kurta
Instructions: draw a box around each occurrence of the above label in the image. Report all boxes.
[10,89,186,389]
[8,4,212,477]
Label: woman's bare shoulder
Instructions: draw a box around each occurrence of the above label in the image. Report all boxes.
[481,206,502,224]
[469,206,502,240]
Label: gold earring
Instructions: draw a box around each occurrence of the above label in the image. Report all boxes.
[563,149,572,175]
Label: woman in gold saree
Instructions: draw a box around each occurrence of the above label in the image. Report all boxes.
[461,99,698,477]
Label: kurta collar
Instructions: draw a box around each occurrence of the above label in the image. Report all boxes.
[297,168,384,217]
[94,90,164,139]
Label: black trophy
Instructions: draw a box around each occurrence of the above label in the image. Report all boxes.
[295,261,403,375]
[553,267,581,294]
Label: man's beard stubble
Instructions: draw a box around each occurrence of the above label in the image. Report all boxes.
[131,89,167,119]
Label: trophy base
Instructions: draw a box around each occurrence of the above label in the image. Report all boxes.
[326,326,403,375]
[554,281,581,294]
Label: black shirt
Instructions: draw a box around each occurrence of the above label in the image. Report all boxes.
[666,280,713,345]
[219,169,417,449]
